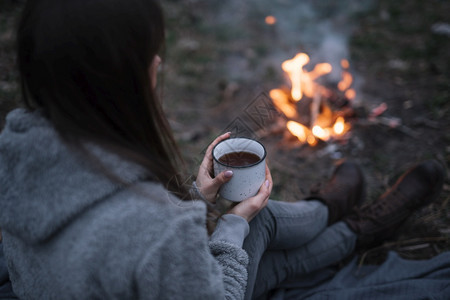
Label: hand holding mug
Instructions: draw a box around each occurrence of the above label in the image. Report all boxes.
[195,132,233,203]
[228,164,272,222]
[213,137,267,202]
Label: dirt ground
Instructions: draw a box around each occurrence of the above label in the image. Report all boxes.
[0,0,449,263]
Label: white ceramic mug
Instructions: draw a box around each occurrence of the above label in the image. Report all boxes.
[213,138,266,202]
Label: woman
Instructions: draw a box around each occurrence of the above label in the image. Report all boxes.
[0,0,444,299]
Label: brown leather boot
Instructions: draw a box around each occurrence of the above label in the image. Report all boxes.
[343,159,445,249]
[307,160,365,225]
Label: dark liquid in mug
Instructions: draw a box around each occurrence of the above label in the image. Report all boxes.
[218,151,261,167]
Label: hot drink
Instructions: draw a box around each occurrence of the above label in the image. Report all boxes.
[218,151,261,167]
[213,138,266,201]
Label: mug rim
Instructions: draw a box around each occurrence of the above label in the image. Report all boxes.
[212,137,267,169]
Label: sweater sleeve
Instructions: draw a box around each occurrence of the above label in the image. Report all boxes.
[134,208,249,300]
[210,214,250,247]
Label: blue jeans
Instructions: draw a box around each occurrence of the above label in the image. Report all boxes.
[243,200,357,299]
[0,242,17,299]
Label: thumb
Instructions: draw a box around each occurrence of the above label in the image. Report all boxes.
[211,170,233,189]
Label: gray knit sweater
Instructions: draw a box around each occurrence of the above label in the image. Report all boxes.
[0,109,250,299]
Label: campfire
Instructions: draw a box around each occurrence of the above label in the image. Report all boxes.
[269,52,356,147]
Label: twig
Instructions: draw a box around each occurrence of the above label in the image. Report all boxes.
[397,243,430,251]
[416,211,442,223]
[413,117,441,129]
[356,118,420,139]
[377,117,420,138]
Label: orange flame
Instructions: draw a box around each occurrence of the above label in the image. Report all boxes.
[338,59,356,100]
[281,53,332,101]
[287,121,309,143]
[345,89,356,100]
[338,71,352,91]
[269,89,297,119]
[265,15,277,25]
[281,53,310,101]
[270,52,354,146]
[333,117,345,135]
[287,118,350,145]
[309,63,333,81]
[307,135,317,146]
[286,121,318,146]
[341,59,350,69]
[312,125,330,141]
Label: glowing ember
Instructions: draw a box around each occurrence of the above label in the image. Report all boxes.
[287,121,309,143]
[309,63,333,81]
[338,71,352,91]
[270,52,355,146]
[345,88,356,100]
[265,15,277,25]
[333,116,345,135]
[307,135,317,146]
[312,125,330,141]
[338,58,356,100]
[341,59,350,69]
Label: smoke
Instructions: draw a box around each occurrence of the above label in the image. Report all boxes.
[210,0,375,84]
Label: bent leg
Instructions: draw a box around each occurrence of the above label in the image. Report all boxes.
[252,222,357,299]
[265,200,328,250]
[243,199,329,299]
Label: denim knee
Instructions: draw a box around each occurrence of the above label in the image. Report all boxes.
[265,200,328,249]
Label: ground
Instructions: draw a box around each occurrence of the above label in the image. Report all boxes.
[0,0,449,263]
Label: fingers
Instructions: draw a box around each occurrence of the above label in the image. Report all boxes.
[258,163,273,203]
[244,166,273,218]
[259,178,272,205]
[228,176,272,222]
[196,169,233,203]
[201,132,231,167]
[199,132,231,179]
[210,170,233,190]
[265,164,272,186]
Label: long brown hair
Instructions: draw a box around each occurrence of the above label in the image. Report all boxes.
[17,0,190,199]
